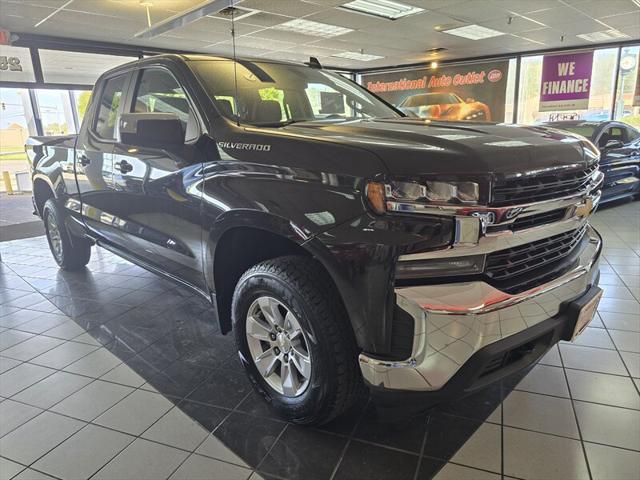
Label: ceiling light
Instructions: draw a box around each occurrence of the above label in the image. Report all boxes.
[273,19,353,38]
[441,24,505,40]
[332,51,384,61]
[577,29,630,42]
[340,0,424,20]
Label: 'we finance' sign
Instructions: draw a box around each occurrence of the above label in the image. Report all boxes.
[539,51,594,112]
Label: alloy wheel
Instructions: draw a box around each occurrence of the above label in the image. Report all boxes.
[245,296,312,397]
[46,212,63,262]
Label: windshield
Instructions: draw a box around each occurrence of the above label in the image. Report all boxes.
[403,93,462,107]
[547,123,597,139]
[190,60,400,126]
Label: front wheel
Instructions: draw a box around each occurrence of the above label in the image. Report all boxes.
[232,255,363,425]
[43,199,91,270]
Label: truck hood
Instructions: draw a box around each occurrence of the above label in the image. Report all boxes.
[279,118,596,178]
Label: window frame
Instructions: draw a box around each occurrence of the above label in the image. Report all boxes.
[624,125,640,143]
[90,70,132,142]
[127,65,201,143]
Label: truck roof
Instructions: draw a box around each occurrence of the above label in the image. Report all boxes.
[112,53,313,71]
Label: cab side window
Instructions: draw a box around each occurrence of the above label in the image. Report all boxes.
[94,74,127,139]
[625,126,640,143]
[132,68,198,141]
[598,126,626,148]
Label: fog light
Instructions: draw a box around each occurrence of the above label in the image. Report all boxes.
[395,254,485,279]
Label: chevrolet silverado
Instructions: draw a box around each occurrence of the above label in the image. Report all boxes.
[27,54,604,424]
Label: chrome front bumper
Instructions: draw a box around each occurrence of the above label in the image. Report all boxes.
[359,224,602,392]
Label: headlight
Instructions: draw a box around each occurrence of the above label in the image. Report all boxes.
[464,111,485,120]
[396,254,485,279]
[366,179,480,214]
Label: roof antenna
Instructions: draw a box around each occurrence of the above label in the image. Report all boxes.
[305,57,322,69]
[230,5,240,126]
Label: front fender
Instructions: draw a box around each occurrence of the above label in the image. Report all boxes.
[199,160,372,288]
[203,208,326,288]
[307,212,454,356]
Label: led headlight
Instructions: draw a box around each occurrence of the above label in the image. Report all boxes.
[422,181,479,204]
[395,254,485,280]
[366,179,480,214]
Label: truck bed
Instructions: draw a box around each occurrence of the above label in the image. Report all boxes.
[25,134,77,169]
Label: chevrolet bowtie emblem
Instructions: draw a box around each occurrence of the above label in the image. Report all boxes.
[575,198,593,218]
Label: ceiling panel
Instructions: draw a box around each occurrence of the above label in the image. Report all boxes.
[482,16,548,34]
[431,1,512,23]
[66,0,182,19]
[403,0,467,8]
[241,0,330,17]
[245,28,333,44]
[491,0,560,14]
[236,12,294,28]
[232,35,298,52]
[2,0,67,8]
[550,18,613,35]
[54,9,148,32]
[524,5,584,25]
[600,11,640,29]
[0,1,57,25]
[389,10,466,30]
[572,0,640,18]
[303,10,389,30]
[185,16,264,37]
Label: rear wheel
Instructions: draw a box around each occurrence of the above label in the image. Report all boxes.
[43,199,91,270]
[232,255,363,425]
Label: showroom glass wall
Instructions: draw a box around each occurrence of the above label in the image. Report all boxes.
[357,43,640,127]
[0,44,138,191]
[517,45,639,126]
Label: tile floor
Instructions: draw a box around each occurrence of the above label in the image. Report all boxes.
[0,201,638,480]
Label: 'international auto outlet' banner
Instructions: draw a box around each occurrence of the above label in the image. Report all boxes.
[539,51,594,112]
[361,60,509,122]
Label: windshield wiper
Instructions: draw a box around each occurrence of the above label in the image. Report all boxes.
[250,119,301,128]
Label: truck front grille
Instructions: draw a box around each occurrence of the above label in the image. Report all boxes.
[510,208,567,231]
[492,165,597,206]
[485,225,587,294]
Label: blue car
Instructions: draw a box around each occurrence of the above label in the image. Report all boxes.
[542,121,640,203]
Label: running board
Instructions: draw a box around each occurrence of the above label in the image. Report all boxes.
[95,240,211,302]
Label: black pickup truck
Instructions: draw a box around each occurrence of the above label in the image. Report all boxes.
[27,54,604,425]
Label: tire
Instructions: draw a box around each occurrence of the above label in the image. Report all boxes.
[43,198,91,271]
[232,255,363,425]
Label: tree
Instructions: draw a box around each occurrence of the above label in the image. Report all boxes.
[76,91,91,121]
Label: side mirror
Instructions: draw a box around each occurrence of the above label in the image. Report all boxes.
[603,139,624,150]
[119,113,185,148]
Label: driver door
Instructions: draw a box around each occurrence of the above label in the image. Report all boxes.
[110,67,206,290]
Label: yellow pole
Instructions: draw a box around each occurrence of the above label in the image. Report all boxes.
[2,171,14,195]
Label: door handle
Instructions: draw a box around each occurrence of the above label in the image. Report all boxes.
[79,155,90,166]
[114,160,133,174]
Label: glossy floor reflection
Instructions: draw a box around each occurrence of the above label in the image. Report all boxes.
[0,200,639,480]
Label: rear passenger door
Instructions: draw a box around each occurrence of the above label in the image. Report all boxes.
[75,71,130,245]
[110,66,206,290]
